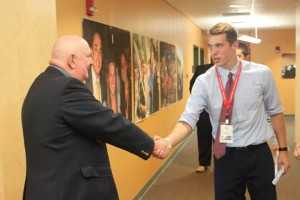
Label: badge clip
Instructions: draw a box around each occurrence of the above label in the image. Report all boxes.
[225,118,229,125]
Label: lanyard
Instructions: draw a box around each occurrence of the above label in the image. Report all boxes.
[215,61,242,119]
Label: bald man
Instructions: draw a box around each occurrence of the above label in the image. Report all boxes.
[21,35,168,200]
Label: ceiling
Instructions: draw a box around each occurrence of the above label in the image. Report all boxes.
[165,0,300,32]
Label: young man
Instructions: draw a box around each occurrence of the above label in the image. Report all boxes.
[154,23,290,199]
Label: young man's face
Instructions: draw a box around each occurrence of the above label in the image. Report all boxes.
[208,33,238,68]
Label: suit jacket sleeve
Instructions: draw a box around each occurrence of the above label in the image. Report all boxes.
[60,78,154,160]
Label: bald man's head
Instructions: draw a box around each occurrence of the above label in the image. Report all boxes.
[49,35,92,81]
[50,35,84,63]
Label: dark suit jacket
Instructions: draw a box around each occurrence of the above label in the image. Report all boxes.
[189,63,213,120]
[22,66,154,200]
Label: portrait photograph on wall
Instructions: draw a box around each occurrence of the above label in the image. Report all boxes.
[82,19,132,121]
[160,41,177,109]
[132,33,160,122]
[281,53,296,79]
[176,47,184,101]
[281,64,296,79]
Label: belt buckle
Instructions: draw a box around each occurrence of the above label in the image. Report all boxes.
[236,146,247,150]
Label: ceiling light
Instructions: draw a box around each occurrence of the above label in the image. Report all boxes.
[222,12,250,17]
[237,0,261,44]
[229,4,243,8]
[238,34,261,44]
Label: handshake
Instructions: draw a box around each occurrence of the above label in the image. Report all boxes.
[152,135,171,159]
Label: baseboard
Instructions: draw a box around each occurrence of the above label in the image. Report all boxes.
[284,114,294,118]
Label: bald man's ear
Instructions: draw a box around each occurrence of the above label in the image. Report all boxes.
[68,54,76,69]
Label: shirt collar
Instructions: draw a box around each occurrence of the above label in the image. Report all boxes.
[50,65,71,77]
[217,57,241,79]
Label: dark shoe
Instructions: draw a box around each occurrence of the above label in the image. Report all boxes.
[196,166,208,173]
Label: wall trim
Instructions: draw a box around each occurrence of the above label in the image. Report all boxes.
[284,115,295,118]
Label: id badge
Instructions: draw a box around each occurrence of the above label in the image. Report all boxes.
[220,123,233,143]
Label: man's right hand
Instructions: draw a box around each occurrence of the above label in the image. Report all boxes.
[152,135,169,159]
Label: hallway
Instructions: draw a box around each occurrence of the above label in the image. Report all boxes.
[139,117,300,200]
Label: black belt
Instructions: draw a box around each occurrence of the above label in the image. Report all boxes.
[227,142,267,151]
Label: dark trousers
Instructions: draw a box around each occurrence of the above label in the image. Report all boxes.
[196,118,212,166]
[214,142,277,200]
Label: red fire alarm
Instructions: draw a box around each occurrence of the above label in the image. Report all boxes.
[86,0,97,16]
[275,46,280,53]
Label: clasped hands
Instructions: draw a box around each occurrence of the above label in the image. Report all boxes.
[152,135,170,159]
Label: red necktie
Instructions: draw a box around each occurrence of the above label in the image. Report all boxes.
[213,72,233,159]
